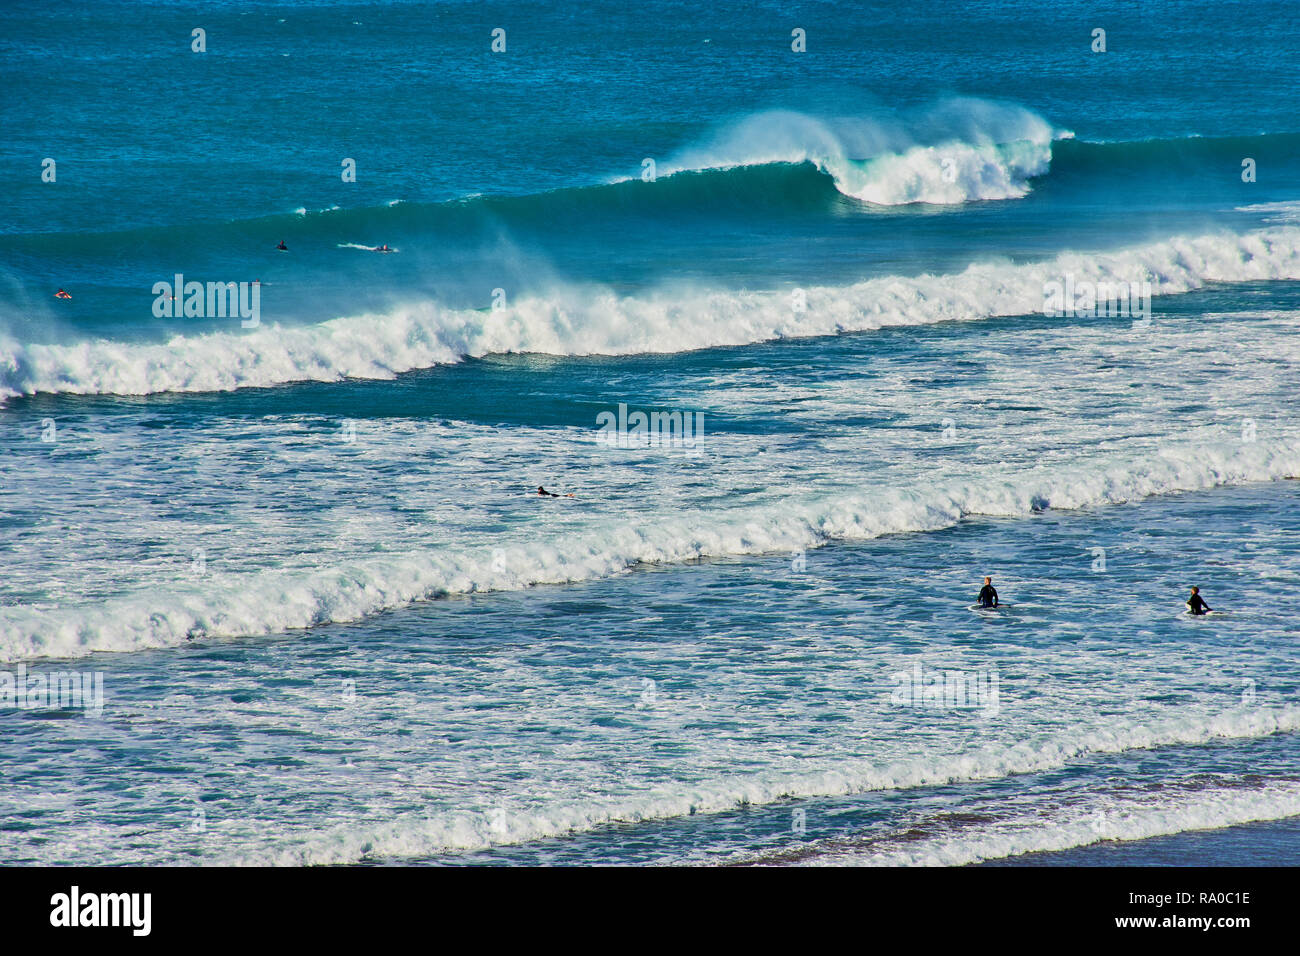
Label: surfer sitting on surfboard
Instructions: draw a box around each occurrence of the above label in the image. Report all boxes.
[978,576,999,609]
[1186,586,1212,615]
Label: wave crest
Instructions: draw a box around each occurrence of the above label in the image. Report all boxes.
[659,100,1063,205]
[2,227,1298,402]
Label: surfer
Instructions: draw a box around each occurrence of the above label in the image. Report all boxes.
[54,288,72,299]
[1186,586,1212,616]
[377,243,390,252]
[978,576,999,609]
[276,240,288,251]
[537,486,575,498]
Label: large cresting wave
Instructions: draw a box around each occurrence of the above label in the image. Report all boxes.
[657,100,1065,205]
[2,227,1299,402]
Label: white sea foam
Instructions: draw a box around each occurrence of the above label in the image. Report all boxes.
[2,227,1298,401]
[4,436,1298,662]
[660,103,1062,204]
[793,779,1300,867]
[210,705,1300,865]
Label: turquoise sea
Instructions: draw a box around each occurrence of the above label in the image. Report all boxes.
[2,0,1299,865]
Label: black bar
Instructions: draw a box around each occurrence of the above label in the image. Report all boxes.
[0,866,1287,943]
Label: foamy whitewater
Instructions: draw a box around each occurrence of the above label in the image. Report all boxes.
[3,228,1297,401]
[3,0,1300,867]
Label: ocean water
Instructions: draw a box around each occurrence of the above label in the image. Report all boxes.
[2,0,1299,866]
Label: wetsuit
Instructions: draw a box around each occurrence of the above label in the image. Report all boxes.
[1187,593,1211,615]
[978,584,999,608]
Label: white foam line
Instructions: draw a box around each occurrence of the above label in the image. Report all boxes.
[4,437,1298,663]
[798,779,1300,867]
[3,227,1298,401]
[210,705,1300,865]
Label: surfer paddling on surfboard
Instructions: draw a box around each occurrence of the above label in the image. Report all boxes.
[537,486,575,498]
[977,576,999,609]
[1186,586,1212,616]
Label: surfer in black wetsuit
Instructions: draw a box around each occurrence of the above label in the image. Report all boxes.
[978,576,999,609]
[537,485,575,498]
[276,240,288,251]
[1186,586,1212,615]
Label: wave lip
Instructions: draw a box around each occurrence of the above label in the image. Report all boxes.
[4,436,1299,663]
[657,100,1065,205]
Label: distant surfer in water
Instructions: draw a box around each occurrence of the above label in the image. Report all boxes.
[978,576,999,609]
[276,240,288,251]
[54,288,72,299]
[537,486,574,498]
[1186,586,1212,615]
[377,243,390,252]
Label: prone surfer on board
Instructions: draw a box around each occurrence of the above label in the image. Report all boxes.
[1186,586,1212,615]
[537,486,575,498]
[978,576,999,609]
